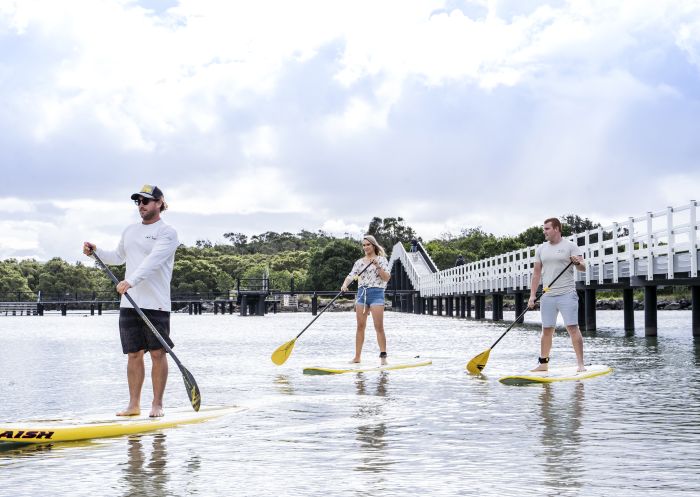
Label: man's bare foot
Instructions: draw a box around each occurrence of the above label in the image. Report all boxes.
[149,406,165,418]
[380,358,388,366]
[116,407,141,416]
[577,365,587,372]
[349,358,361,364]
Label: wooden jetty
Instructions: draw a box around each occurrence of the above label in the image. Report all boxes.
[388,200,700,337]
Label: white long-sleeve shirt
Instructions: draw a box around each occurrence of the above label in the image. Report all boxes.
[96,220,179,311]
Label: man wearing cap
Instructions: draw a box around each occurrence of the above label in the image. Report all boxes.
[83,185,179,417]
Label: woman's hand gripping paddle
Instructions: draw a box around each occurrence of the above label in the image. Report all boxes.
[465,261,574,375]
[271,260,375,366]
[91,251,201,411]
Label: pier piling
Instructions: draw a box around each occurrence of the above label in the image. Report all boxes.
[692,286,700,337]
[623,288,635,333]
[585,289,596,331]
[644,286,657,337]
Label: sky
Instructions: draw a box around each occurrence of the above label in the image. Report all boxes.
[1,0,700,263]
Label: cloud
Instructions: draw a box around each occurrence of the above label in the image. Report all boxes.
[1,0,700,262]
[657,174,700,205]
[0,197,35,213]
[168,167,312,215]
[322,97,389,137]
[241,126,279,160]
[0,197,134,260]
[319,218,366,237]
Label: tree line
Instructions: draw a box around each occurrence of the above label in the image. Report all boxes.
[0,215,599,300]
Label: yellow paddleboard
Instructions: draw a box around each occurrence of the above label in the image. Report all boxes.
[303,357,432,375]
[0,406,241,445]
[499,364,613,385]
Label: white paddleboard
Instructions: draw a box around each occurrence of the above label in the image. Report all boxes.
[0,405,242,445]
[303,356,432,375]
[499,364,613,385]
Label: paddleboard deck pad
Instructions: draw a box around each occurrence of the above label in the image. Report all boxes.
[303,357,432,375]
[499,364,612,385]
[0,406,241,445]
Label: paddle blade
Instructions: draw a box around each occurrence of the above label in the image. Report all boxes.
[271,339,296,366]
[181,366,201,412]
[466,349,491,375]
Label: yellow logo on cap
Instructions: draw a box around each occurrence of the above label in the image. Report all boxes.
[141,185,153,194]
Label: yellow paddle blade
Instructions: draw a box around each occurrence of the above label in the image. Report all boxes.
[271,338,297,366]
[466,348,491,375]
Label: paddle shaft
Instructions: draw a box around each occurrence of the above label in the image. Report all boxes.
[292,260,375,341]
[91,252,185,371]
[488,261,574,350]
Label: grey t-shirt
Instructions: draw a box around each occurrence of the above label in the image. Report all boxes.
[535,239,583,296]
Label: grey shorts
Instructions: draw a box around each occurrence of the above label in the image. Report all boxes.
[119,308,173,354]
[540,291,579,327]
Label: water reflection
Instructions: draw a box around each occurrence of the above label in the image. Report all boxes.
[273,374,294,395]
[693,339,700,367]
[538,382,585,495]
[353,373,391,475]
[121,434,168,497]
[0,439,99,458]
[644,336,659,349]
[5,312,700,496]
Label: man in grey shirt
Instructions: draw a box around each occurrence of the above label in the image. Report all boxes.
[528,218,586,371]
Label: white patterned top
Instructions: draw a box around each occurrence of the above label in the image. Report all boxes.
[348,256,390,289]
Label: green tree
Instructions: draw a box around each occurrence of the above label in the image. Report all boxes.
[212,254,256,280]
[34,258,102,298]
[223,232,248,250]
[422,241,461,270]
[367,217,416,255]
[561,214,601,235]
[172,259,233,294]
[17,259,43,291]
[307,240,362,290]
[516,226,545,247]
[0,261,34,300]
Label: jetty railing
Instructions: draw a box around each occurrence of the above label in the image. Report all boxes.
[397,200,699,297]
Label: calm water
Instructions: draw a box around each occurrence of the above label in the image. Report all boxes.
[1,310,699,497]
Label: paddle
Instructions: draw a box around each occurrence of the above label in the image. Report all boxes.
[465,261,574,375]
[90,251,201,412]
[271,260,375,366]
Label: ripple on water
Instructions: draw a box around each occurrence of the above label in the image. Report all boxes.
[1,311,699,496]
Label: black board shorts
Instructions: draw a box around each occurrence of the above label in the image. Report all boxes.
[119,308,174,354]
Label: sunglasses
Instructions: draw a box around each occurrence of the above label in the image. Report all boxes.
[134,197,157,206]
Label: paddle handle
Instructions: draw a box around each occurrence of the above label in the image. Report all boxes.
[91,252,183,368]
[294,260,375,340]
[488,261,574,349]
[90,251,201,411]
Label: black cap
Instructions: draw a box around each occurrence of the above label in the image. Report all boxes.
[130,184,164,200]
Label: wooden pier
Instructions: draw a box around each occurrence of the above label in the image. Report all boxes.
[388,200,700,337]
[4,201,697,335]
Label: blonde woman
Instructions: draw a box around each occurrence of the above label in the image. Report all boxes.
[341,235,391,365]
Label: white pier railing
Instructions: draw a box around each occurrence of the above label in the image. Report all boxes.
[389,243,424,290]
[390,200,699,297]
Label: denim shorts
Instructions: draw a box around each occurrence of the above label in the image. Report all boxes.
[540,290,579,327]
[356,287,386,307]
